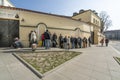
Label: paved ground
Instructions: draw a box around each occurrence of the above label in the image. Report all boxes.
[0,41,120,80]
[110,41,120,53]
[43,42,120,80]
[0,53,41,80]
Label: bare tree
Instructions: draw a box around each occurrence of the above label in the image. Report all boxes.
[99,11,112,33]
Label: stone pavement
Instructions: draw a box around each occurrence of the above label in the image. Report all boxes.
[43,45,120,80]
[0,43,120,80]
[0,53,41,80]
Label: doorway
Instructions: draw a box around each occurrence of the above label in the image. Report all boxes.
[0,19,19,47]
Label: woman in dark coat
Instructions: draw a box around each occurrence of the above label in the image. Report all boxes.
[105,38,109,46]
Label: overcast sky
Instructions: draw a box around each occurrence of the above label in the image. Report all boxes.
[10,0,120,30]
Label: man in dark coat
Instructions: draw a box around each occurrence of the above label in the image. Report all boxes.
[77,37,82,48]
[105,38,109,47]
[88,36,92,47]
[52,33,57,47]
[59,34,63,48]
[44,30,51,49]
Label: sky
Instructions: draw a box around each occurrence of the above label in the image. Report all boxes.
[10,0,120,30]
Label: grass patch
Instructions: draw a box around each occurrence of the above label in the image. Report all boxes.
[114,57,120,65]
[116,57,120,61]
[18,51,81,74]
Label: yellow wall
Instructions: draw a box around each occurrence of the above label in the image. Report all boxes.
[72,10,102,44]
[91,14,101,27]
[19,26,35,46]
[20,11,83,29]
[0,8,102,47]
[18,10,91,47]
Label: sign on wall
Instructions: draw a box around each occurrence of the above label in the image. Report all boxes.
[0,10,17,19]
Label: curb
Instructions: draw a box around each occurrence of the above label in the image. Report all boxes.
[12,53,43,79]
[113,57,120,65]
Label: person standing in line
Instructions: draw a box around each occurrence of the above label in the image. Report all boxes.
[88,36,92,47]
[85,37,88,48]
[70,36,75,49]
[30,31,38,51]
[77,36,82,48]
[31,31,37,42]
[100,38,104,46]
[49,31,52,47]
[67,36,71,49]
[63,36,67,49]
[44,30,51,49]
[82,37,85,48]
[28,31,33,47]
[59,34,62,48]
[52,33,57,47]
[83,37,87,48]
[41,33,45,47]
[105,38,109,47]
[74,37,78,48]
[59,34,63,48]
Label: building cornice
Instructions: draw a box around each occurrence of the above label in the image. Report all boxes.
[0,17,19,20]
[0,6,89,25]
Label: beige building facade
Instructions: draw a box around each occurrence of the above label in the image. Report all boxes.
[0,6,102,47]
[72,10,103,44]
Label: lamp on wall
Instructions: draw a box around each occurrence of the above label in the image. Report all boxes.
[15,14,19,18]
[21,18,25,22]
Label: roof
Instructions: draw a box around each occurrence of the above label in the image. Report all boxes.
[0,6,93,33]
[0,6,71,19]
[73,9,101,19]
[105,29,120,32]
[0,6,89,25]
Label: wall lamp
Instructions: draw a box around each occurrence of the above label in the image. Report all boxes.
[15,14,19,18]
[21,18,25,22]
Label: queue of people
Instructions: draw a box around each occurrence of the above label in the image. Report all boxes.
[35,30,92,49]
[12,29,109,50]
[100,38,109,47]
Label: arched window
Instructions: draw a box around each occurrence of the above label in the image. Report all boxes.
[75,28,82,37]
[36,23,47,40]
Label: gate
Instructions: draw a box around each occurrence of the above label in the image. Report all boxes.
[0,19,19,47]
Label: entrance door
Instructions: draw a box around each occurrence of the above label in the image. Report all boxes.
[0,19,19,47]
